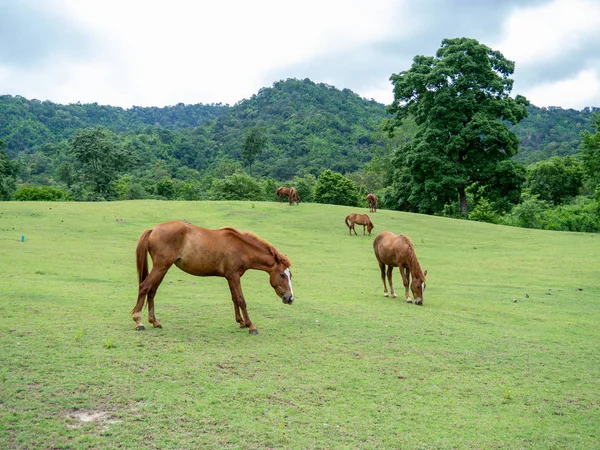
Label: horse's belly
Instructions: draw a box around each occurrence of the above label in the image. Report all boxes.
[174,258,224,277]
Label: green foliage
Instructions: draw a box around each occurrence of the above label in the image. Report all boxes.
[502,193,549,229]
[292,174,317,203]
[13,185,70,201]
[156,178,176,199]
[512,105,598,164]
[468,198,499,224]
[0,139,18,200]
[387,38,529,217]
[314,169,361,206]
[525,156,584,205]
[210,172,264,201]
[579,111,600,189]
[71,127,135,197]
[539,197,600,232]
[241,127,267,173]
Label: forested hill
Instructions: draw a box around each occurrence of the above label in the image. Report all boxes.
[511,105,598,164]
[1,78,598,172]
[0,95,227,155]
[199,78,387,177]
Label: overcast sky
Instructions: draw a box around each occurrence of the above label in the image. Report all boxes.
[1,0,599,110]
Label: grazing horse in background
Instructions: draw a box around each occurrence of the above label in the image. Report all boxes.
[288,187,300,206]
[345,213,374,236]
[132,221,294,334]
[367,193,378,213]
[277,187,293,202]
[373,231,427,305]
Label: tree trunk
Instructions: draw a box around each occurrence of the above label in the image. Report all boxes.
[459,187,468,218]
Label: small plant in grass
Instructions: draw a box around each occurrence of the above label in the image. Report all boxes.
[103,337,116,349]
[503,386,513,401]
[73,329,85,343]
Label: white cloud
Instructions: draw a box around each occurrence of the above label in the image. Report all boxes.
[42,0,405,106]
[521,69,600,109]
[495,0,600,65]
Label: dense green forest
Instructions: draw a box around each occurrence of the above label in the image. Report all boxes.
[1,77,599,232]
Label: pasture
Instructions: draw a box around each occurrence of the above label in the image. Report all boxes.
[1,200,599,449]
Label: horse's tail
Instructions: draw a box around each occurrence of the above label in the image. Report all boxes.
[136,229,153,285]
[345,215,351,228]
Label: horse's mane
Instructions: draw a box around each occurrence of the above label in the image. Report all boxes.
[221,227,292,267]
[400,234,425,279]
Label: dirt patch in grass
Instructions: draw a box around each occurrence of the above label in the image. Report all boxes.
[66,409,118,427]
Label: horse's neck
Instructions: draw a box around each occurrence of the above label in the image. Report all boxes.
[240,238,277,272]
[406,247,423,277]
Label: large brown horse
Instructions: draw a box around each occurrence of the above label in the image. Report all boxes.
[367,193,378,213]
[132,221,294,334]
[345,213,374,235]
[373,232,427,305]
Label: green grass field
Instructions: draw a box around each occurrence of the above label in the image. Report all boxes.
[1,200,599,449]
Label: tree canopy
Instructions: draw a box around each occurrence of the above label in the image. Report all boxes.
[386,37,530,217]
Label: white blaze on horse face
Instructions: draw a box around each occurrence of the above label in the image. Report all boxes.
[422,282,425,292]
[284,268,294,297]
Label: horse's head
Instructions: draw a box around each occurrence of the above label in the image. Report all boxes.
[411,270,427,305]
[367,221,374,235]
[269,262,294,305]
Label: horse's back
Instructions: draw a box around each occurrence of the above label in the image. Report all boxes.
[373,231,406,266]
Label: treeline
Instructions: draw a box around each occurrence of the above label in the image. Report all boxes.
[1,78,599,232]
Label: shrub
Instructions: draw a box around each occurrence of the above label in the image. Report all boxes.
[210,173,264,201]
[13,185,70,201]
[468,198,499,224]
[314,170,361,206]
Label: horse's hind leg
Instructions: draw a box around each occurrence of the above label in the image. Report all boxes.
[379,262,389,297]
[386,266,397,298]
[132,266,170,330]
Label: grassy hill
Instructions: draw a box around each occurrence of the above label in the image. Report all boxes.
[1,200,598,448]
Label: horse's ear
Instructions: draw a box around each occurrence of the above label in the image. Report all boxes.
[424,270,427,276]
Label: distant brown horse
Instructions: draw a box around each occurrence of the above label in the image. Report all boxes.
[367,193,378,213]
[132,221,294,334]
[288,187,300,206]
[373,232,427,305]
[345,213,374,236]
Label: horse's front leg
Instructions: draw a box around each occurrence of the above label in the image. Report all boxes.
[400,266,412,303]
[227,277,258,334]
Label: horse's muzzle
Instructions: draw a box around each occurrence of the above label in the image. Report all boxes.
[282,293,294,305]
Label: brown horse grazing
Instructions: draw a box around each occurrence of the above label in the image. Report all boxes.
[367,193,378,213]
[373,231,427,305]
[132,221,294,334]
[288,187,300,206]
[277,186,293,202]
[345,213,374,236]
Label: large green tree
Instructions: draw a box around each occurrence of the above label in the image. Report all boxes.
[71,127,134,198]
[387,37,529,217]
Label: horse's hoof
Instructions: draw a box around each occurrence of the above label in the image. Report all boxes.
[154,324,162,328]
[384,293,389,297]
[136,325,145,331]
[406,300,413,304]
[249,329,259,335]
